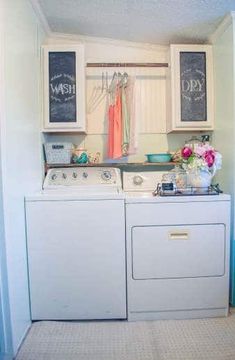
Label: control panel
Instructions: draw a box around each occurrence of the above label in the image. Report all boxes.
[122,171,168,192]
[43,167,122,191]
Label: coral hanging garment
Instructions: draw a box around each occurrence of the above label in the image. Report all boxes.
[107,105,114,158]
[108,88,122,159]
[107,74,137,159]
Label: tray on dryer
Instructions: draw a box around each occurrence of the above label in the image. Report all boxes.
[154,183,222,197]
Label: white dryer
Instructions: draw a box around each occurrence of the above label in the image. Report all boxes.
[25,167,126,320]
[123,171,230,321]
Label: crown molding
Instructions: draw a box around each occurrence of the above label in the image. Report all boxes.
[29,0,51,35]
[208,12,234,44]
[49,32,168,52]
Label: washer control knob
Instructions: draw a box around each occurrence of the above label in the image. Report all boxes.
[62,173,67,179]
[83,172,88,179]
[72,172,78,179]
[101,171,112,181]
[51,174,57,181]
[133,175,144,186]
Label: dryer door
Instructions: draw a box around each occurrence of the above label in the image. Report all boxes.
[132,224,225,280]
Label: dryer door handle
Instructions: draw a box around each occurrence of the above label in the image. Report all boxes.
[168,231,189,240]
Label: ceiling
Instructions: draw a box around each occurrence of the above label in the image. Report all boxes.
[38,0,235,45]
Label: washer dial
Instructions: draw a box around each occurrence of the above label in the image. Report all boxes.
[101,170,112,181]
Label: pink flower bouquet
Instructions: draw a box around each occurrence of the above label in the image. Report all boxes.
[180,143,222,176]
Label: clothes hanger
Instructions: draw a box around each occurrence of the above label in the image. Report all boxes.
[88,71,110,113]
[120,72,128,87]
[108,71,118,100]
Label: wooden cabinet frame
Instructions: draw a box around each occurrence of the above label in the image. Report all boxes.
[42,45,86,132]
[167,44,214,132]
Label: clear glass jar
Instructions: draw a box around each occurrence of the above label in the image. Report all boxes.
[185,136,202,150]
[171,165,187,189]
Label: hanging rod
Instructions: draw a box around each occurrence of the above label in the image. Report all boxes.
[86,62,168,68]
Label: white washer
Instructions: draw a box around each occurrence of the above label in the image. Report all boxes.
[25,167,126,320]
[123,171,230,321]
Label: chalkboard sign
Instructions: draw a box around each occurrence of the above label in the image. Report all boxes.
[49,51,76,123]
[167,45,213,132]
[180,52,207,122]
[43,45,86,132]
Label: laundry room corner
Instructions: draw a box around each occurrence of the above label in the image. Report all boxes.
[2,1,235,359]
[0,0,48,356]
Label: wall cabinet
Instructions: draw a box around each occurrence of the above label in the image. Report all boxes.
[166,44,214,133]
[42,45,86,132]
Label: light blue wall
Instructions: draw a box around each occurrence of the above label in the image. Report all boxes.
[0,2,13,358]
[0,155,13,359]
[212,17,235,304]
[1,0,45,354]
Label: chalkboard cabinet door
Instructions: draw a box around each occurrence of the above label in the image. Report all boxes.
[42,45,86,132]
[166,44,214,133]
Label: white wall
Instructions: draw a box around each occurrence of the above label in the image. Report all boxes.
[1,0,45,354]
[212,13,235,303]
[44,34,200,161]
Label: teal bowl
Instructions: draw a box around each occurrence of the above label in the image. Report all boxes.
[145,153,172,163]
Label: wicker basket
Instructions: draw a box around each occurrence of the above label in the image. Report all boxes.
[44,143,73,164]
